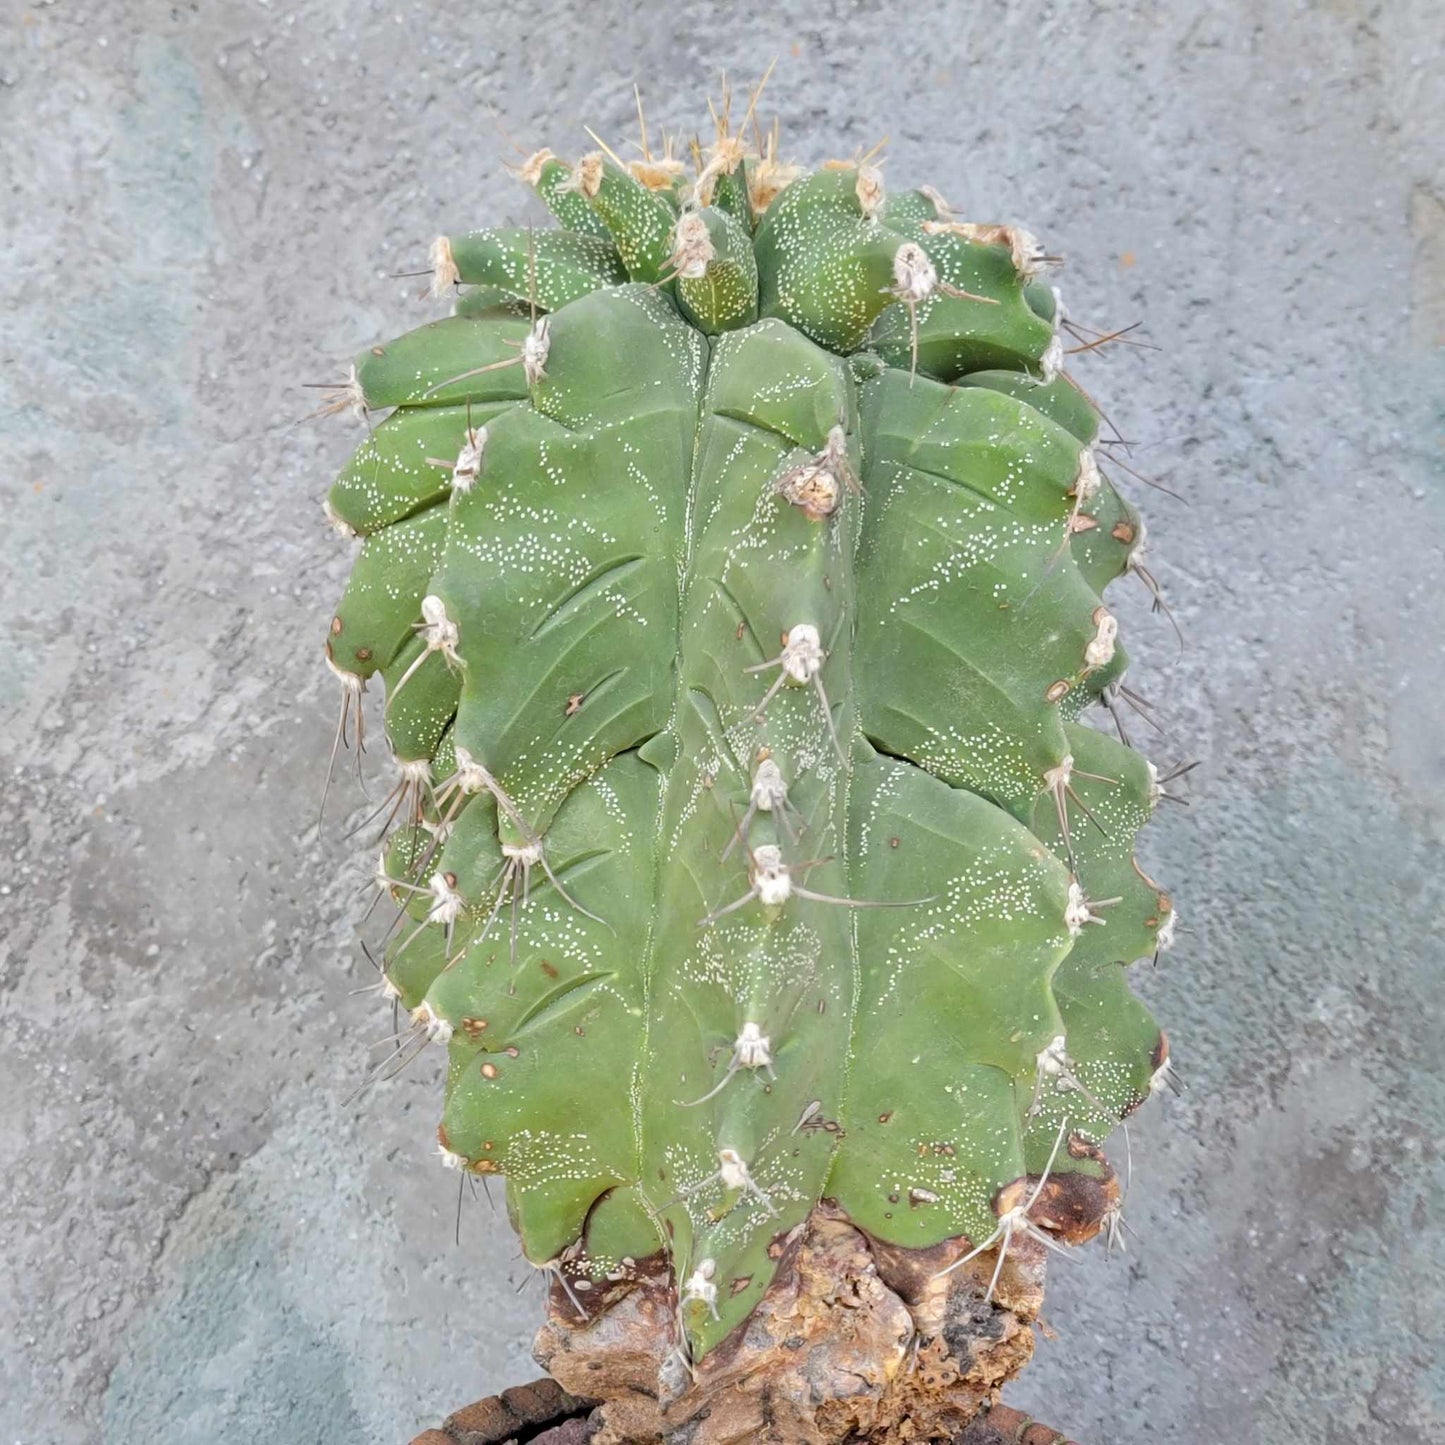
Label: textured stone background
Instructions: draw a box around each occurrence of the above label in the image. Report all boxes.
[2,1,1441,1441]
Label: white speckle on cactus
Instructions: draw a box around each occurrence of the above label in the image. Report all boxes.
[428,235,460,297]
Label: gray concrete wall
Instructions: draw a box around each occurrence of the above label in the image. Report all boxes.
[2,1,1441,1441]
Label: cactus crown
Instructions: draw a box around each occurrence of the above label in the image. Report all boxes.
[319,92,1173,1379]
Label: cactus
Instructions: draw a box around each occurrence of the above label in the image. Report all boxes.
[317,93,1176,1444]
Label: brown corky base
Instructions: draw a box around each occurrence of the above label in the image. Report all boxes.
[411,1168,1117,1445]
[408,1378,1078,1445]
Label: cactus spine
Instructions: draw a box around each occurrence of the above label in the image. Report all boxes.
[317,93,1175,1442]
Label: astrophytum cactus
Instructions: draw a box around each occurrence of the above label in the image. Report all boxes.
[316,92,1179,1445]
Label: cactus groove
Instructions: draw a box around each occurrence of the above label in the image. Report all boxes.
[318,99,1175,1388]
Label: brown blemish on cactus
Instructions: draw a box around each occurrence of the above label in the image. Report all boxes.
[1151,1029,1170,1072]
[1112,520,1136,544]
[994,1135,1120,1247]
[1045,679,1070,703]
[461,1017,488,1039]
[1131,854,1165,891]
[565,691,584,716]
[330,616,343,636]
[480,1061,499,1080]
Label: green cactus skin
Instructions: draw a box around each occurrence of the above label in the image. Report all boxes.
[319,122,1174,1374]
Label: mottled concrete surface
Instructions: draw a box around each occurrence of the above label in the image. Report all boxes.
[1,1,1441,1442]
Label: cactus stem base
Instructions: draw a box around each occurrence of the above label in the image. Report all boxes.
[533,1204,1049,1445]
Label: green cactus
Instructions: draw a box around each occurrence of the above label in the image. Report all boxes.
[318,102,1175,1432]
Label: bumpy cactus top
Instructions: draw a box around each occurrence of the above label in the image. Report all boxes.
[319,110,1175,1370]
